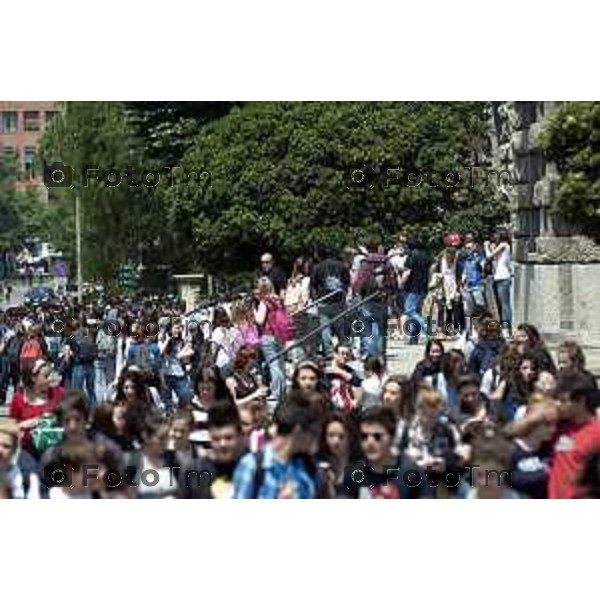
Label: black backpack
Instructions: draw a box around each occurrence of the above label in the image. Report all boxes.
[6,335,23,367]
[72,334,98,364]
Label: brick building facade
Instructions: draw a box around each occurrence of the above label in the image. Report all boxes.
[0,101,62,195]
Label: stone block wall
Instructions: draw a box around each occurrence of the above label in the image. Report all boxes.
[514,262,600,346]
[491,101,600,349]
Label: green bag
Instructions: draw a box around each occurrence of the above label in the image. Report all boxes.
[31,414,64,454]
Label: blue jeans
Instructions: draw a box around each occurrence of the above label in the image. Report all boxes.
[358,301,384,358]
[318,303,347,357]
[95,356,116,402]
[404,292,426,344]
[494,279,512,333]
[260,335,286,402]
[71,363,97,407]
[163,374,193,414]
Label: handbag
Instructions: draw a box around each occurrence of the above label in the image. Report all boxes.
[31,414,64,454]
[240,323,261,349]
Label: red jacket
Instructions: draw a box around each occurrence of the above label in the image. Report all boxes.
[9,386,65,452]
[548,420,600,499]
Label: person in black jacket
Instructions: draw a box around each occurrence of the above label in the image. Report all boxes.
[193,400,248,499]
[346,406,430,499]
[257,253,287,297]
[311,247,351,358]
[411,339,447,395]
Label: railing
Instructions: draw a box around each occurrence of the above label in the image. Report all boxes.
[288,289,345,318]
[185,285,252,315]
[265,291,385,364]
[185,286,388,366]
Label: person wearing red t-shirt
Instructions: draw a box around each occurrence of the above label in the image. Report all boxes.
[547,372,600,499]
[9,359,65,455]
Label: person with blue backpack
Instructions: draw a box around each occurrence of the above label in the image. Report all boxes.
[459,233,487,322]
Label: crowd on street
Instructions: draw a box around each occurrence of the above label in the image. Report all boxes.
[1,228,600,499]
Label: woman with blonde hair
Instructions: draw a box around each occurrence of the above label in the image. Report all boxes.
[399,386,460,494]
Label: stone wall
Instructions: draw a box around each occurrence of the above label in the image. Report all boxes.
[490,101,600,348]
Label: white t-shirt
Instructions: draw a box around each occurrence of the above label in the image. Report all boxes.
[493,243,512,281]
[387,249,406,273]
[480,367,501,398]
[4,464,39,499]
[211,326,234,369]
[361,374,385,409]
[455,329,479,362]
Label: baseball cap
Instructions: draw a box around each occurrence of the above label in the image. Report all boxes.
[445,233,462,247]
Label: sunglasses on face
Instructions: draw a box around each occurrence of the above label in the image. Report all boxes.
[361,431,386,442]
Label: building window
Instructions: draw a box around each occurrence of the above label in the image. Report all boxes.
[24,111,41,132]
[45,110,59,125]
[23,145,35,165]
[0,111,18,134]
[0,146,16,166]
[23,146,36,178]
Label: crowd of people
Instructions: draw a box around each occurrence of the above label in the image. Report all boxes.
[1,229,600,499]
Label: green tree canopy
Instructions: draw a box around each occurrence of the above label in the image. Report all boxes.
[0,156,69,251]
[39,101,166,283]
[539,101,600,238]
[168,101,508,273]
[122,101,243,165]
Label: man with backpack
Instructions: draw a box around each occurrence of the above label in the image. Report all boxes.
[233,391,322,499]
[19,323,48,374]
[311,247,350,358]
[459,233,487,322]
[65,319,98,407]
[350,242,389,359]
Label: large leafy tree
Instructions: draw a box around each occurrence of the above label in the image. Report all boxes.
[0,159,23,246]
[168,101,507,273]
[0,156,69,250]
[122,102,243,165]
[539,101,600,238]
[121,101,243,273]
[39,101,166,283]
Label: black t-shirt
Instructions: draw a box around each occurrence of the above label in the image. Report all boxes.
[346,456,429,499]
[194,455,246,499]
[311,259,350,305]
[66,333,97,365]
[326,363,362,388]
[258,267,287,295]
[404,249,430,295]
[510,441,550,499]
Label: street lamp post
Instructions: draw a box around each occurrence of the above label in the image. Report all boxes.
[75,194,82,303]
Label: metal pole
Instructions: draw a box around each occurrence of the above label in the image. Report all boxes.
[288,289,343,318]
[75,195,82,303]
